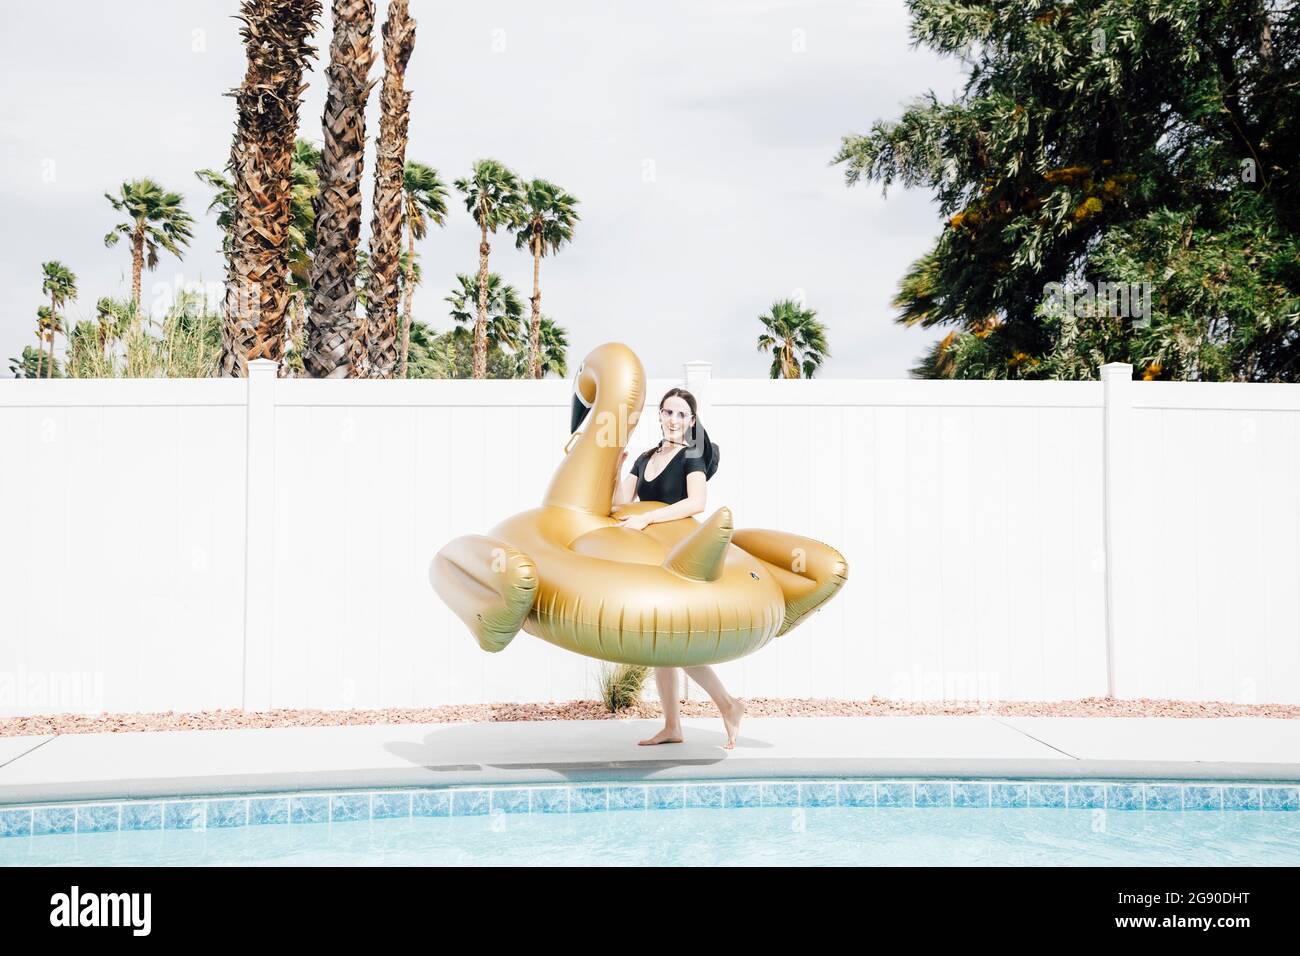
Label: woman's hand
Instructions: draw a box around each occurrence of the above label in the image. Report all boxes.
[616,511,652,532]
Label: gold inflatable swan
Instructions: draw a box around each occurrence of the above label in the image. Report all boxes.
[429,341,848,666]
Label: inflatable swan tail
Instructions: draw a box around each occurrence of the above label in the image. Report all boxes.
[429,534,538,652]
[731,529,849,638]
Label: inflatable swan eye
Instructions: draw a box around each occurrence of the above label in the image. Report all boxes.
[429,341,848,667]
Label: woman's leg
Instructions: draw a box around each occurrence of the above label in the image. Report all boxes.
[683,665,746,749]
[637,667,684,745]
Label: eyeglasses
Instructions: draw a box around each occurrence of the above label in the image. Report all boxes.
[659,408,691,422]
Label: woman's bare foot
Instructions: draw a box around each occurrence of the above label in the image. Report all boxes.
[638,726,684,745]
[720,698,746,749]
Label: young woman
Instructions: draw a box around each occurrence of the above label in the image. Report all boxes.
[611,387,747,749]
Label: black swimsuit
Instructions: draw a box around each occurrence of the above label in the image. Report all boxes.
[631,443,708,505]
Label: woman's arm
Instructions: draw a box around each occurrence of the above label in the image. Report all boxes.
[637,472,707,526]
[612,473,638,506]
[612,449,638,506]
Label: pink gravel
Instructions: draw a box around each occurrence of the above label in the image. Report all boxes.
[2,696,1298,737]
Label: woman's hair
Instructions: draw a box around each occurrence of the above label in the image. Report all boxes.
[650,387,720,479]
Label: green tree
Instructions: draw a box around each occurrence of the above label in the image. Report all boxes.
[834,0,1300,382]
[445,272,525,373]
[515,179,579,378]
[454,159,524,378]
[40,261,77,378]
[103,179,194,313]
[399,161,449,377]
[757,299,829,378]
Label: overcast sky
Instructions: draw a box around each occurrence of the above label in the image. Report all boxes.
[0,0,966,379]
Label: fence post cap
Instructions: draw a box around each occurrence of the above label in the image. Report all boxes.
[248,358,279,377]
[1100,362,1133,381]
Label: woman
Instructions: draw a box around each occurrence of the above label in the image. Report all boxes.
[611,387,747,749]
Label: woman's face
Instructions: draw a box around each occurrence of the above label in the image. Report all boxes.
[659,395,694,443]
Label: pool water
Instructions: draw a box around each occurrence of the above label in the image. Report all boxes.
[3,781,1299,866]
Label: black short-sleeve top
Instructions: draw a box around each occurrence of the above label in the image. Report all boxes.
[631,443,708,505]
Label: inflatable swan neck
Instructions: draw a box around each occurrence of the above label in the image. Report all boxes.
[543,341,646,515]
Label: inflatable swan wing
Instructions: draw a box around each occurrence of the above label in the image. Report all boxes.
[429,341,848,666]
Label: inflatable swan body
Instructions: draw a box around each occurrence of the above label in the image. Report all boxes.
[429,341,848,666]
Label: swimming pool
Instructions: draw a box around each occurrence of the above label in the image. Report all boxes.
[2,777,1298,866]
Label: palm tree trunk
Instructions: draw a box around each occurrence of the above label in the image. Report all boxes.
[307,0,375,379]
[529,236,542,379]
[130,227,144,314]
[363,0,416,379]
[35,330,44,379]
[474,220,489,379]
[219,0,322,377]
[399,214,415,378]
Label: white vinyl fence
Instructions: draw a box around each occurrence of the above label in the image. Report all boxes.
[1,360,1298,717]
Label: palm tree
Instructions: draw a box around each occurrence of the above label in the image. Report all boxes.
[515,180,578,379]
[361,0,416,379]
[103,180,193,314]
[454,159,524,378]
[34,308,51,378]
[40,261,77,378]
[757,299,830,378]
[303,0,375,379]
[200,139,320,278]
[398,161,448,377]
[219,0,322,377]
[446,272,525,368]
[95,297,134,361]
[509,314,568,378]
[36,306,63,379]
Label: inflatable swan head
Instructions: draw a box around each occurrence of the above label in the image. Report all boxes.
[430,341,848,667]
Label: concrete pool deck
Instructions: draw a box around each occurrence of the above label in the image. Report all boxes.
[1,715,1299,805]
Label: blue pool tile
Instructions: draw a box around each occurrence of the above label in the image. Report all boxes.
[531,787,570,813]
[801,782,837,807]
[490,788,531,814]
[249,797,289,825]
[954,783,990,808]
[572,787,609,813]
[121,803,162,831]
[0,808,33,838]
[761,782,799,807]
[877,782,913,808]
[915,782,952,808]
[411,791,450,817]
[206,799,248,828]
[839,782,875,807]
[1029,784,1066,808]
[1182,786,1222,811]
[290,795,329,824]
[991,784,1028,808]
[330,794,370,822]
[164,801,205,830]
[648,786,684,810]
[685,785,723,809]
[372,792,411,819]
[450,789,489,816]
[33,806,76,836]
[1068,784,1106,809]
[76,804,120,833]
[1262,787,1299,811]
[1107,784,1143,811]
[1223,786,1260,811]
[608,787,646,811]
[1144,785,1183,811]
[723,783,762,808]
